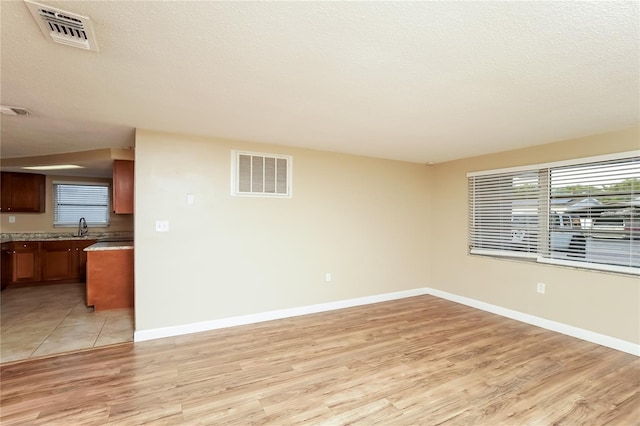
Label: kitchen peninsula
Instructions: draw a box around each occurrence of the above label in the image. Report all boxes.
[85,241,134,311]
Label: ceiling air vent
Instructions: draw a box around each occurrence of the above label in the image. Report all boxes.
[24,0,99,52]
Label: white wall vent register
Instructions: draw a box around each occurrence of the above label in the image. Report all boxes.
[231,151,292,197]
[25,0,99,52]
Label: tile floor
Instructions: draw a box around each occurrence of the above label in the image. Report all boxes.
[1,282,133,364]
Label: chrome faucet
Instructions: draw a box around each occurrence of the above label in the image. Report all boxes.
[77,217,88,237]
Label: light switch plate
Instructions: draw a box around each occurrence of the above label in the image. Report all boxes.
[155,220,169,232]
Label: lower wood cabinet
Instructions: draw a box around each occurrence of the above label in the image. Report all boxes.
[1,240,96,287]
[1,242,10,290]
[86,247,134,311]
[8,242,40,283]
[41,241,75,281]
[74,240,95,281]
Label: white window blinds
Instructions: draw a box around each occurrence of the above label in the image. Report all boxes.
[468,153,639,275]
[545,157,639,268]
[469,169,540,258]
[53,182,110,227]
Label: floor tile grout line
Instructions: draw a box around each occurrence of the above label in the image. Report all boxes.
[0,297,44,335]
[93,312,110,348]
[27,294,82,360]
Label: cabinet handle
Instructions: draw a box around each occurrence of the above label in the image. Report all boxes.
[23,244,27,248]
[68,249,71,251]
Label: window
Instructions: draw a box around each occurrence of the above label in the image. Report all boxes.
[53,182,110,227]
[231,151,292,197]
[468,152,639,275]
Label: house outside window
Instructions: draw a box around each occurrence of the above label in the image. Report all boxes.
[53,182,110,227]
[468,152,639,275]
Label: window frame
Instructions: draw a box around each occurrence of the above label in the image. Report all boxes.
[230,150,292,198]
[468,151,639,276]
[52,181,111,228]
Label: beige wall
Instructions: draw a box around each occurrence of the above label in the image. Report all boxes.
[0,175,134,233]
[430,127,640,344]
[134,130,433,331]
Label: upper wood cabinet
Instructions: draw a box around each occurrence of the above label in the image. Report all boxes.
[0,172,46,213]
[113,160,134,214]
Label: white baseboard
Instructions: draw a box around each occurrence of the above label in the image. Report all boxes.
[134,288,430,342]
[425,288,640,357]
[134,286,639,357]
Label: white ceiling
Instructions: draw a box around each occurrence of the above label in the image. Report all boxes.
[1,1,638,168]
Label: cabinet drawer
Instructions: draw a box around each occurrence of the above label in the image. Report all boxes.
[12,241,40,251]
[41,241,74,251]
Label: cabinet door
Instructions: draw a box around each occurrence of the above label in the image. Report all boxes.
[11,242,40,283]
[0,172,45,213]
[0,174,11,212]
[41,241,74,281]
[113,160,134,214]
[1,242,11,289]
[74,240,96,281]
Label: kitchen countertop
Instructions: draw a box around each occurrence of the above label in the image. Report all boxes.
[1,232,134,243]
[85,241,134,251]
[2,236,96,242]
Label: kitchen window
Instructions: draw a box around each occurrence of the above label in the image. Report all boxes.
[53,182,110,227]
[468,152,639,275]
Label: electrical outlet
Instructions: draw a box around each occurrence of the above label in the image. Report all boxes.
[537,282,546,294]
[325,273,332,282]
[8,215,15,223]
[155,220,169,232]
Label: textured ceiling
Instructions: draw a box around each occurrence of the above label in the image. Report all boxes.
[1,1,638,167]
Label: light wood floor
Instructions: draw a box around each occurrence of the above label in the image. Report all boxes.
[1,295,638,425]
[1,283,133,363]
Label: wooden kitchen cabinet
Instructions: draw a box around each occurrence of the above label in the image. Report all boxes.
[3,239,96,286]
[74,240,96,281]
[113,160,134,214]
[0,172,46,213]
[1,242,11,290]
[86,246,134,311]
[8,241,40,283]
[40,241,75,281]
[40,240,96,282]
